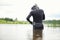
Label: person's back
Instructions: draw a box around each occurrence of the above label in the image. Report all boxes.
[31,9,45,23]
[30,9,45,30]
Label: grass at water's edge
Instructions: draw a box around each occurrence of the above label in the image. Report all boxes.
[45,24,60,27]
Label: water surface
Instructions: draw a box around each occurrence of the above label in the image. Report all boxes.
[0,24,60,40]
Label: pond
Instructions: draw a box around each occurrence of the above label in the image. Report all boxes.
[0,24,60,40]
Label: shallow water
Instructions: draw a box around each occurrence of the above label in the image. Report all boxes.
[0,24,60,40]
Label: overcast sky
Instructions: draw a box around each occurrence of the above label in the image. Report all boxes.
[0,0,60,21]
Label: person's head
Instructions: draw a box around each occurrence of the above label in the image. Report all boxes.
[31,4,39,10]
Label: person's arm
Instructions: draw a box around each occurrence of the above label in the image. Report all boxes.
[43,13,45,20]
[42,10,45,20]
[26,12,33,24]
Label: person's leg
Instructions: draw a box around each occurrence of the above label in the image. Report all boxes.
[33,29,42,40]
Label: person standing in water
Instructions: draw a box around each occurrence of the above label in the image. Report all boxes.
[26,4,45,40]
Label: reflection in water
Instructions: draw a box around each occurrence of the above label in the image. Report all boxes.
[33,30,42,40]
[0,24,60,40]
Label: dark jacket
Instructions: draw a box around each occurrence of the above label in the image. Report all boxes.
[26,9,45,30]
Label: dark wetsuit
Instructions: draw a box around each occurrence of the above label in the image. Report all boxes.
[26,9,45,30]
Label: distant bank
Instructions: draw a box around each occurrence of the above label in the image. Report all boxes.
[0,18,29,24]
[0,18,60,27]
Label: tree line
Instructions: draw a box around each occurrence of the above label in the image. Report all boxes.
[0,18,14,21]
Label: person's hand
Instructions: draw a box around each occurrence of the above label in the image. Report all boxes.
[32,22,35,25]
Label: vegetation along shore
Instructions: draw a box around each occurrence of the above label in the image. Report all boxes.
[0,18,60,27]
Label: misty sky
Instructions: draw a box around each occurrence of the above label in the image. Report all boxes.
[0,0,60,21]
